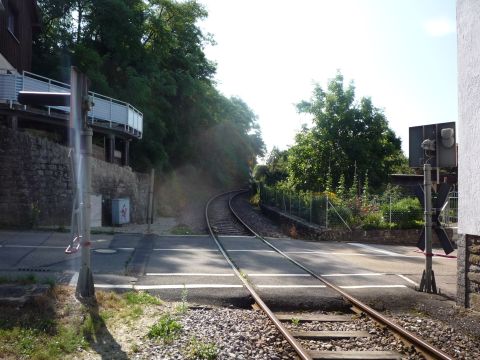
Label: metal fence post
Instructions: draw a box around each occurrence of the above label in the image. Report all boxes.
[325,193,329,229]
[289,191,292,215]
[298,194,301,218]
[309,193,313,223]
[389,195,392,224]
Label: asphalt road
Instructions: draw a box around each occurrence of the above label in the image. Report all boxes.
[0,230,457,311]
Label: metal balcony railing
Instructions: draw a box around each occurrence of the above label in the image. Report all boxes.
[0,70,143,138]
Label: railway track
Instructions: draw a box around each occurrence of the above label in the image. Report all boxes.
[205,190,454,360]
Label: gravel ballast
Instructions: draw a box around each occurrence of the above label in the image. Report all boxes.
[129,304,480,360]
[133,305,297,360]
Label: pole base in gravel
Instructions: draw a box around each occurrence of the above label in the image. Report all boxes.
[77,266,95,298]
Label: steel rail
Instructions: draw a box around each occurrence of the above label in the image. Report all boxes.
[205,190,313,360]
[229,190,454,360]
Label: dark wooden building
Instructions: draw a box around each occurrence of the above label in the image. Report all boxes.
[0,0,40,72]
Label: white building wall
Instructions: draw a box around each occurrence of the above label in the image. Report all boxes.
[457,0,480,236]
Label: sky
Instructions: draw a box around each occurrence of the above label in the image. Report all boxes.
[197,0,457,159]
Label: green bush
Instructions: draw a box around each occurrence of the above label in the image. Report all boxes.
[382,197,423,229]
[362,212,388,230]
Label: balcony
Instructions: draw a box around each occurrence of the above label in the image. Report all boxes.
[0,70,143,139]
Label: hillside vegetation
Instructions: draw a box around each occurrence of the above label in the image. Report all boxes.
[33,0,265,187]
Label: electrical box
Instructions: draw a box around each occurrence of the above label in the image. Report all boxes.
[409,121,456,168]
[112,198,130,225]
[91,195,102,228]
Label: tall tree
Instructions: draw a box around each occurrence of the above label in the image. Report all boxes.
[33,0,265,186]
[289,72,404,191]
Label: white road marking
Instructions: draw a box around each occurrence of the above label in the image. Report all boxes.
[153,248,219,252]
[91,283,408,290]
[248,273,310,277]
[94,284,243,289]
[229,250,275,253]
[69,272,79,287]
[321,272,386,277]
[3,244,65,249]
[348,243,407,257]
[397,274,419,287]
[135,284,243,290]
[284,251,421,258]
[95,284,133,289]
[146,273,234,277]
[145,272,392,278]
[340,285,407,289]
[257,285,326,288]
[1,244,133,251]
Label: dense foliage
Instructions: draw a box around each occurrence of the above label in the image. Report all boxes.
[259,182,423,230]
[257,72,407,193]
[291,72,405,191]
[33,0,265,186]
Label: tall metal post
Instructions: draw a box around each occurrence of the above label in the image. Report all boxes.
[72,67,95,298]
[147,168,155,234]
[309,193,312,223]
[389,195,392,224]
[419,163,436,293]
[325,193,329,230]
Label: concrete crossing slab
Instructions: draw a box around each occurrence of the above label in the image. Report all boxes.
[0,231,458,309]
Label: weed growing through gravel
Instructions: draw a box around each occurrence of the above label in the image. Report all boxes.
[147,313,182,342]
[186,336,218,359]
[175,285,189,314]
[291,317,300,326]
[131,342,140,353]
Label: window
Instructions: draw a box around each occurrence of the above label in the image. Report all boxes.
[7,1,19,40]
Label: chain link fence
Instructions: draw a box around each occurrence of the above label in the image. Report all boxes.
[258,183,459,230]
[259,184,351,230]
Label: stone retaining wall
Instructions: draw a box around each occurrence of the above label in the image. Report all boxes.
[261,203,453,246]
[0,126,149,227]
[457,234,480,310]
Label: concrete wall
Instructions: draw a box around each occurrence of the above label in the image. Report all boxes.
[260,204,453,246]
[0,126,149,227]
[456,0,480,309]
[457,0,480,236]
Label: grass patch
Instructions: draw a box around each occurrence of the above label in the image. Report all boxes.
[0,288,166,359]
[147,313,182,341]
[186,337,218,359]
[90,228,115,235]
[95,290,161,323]
[0,274,56,287]
[0,326,87,360]
[124,291,162,306]
[0,286,87,360]
[170,223,194,235]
